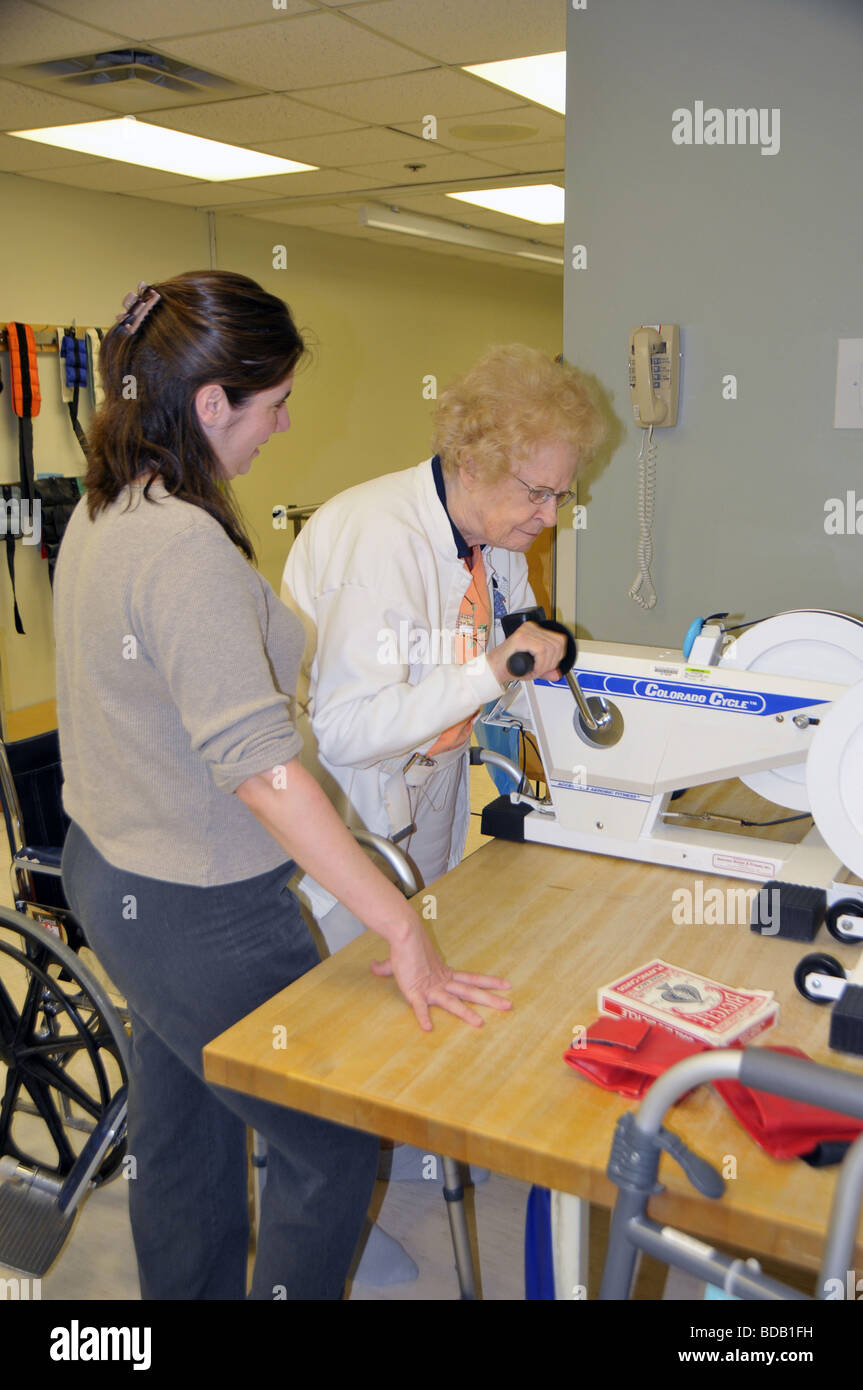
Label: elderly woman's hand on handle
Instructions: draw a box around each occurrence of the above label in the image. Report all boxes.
[235,759,512,1031]
[486,620,568,689]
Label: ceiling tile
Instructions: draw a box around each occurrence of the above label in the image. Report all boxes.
[0,131,96,170]
[345,151,520,184]
[292,66,528,125]
[155,12,431,91]
[18,159,200,192]
[0,1,125,64]
[8,78,251,118]
[146,94,364,143]
[480,139,565,174]
[229,168,380,196]
[348,0,566,65]
[0,77,107,130]
[256,125,429,166]
[425,104,566,148]
[29,0,315,40]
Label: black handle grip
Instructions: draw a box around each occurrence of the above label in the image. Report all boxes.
[502,609,577,681]
[507,651,535,677]
[501,605,546,637]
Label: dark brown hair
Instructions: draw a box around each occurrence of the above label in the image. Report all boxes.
[84,270,307,560]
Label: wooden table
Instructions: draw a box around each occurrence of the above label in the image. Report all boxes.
[203,826,863,1280]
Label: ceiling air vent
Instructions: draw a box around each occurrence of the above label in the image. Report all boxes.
[1,48,257,112]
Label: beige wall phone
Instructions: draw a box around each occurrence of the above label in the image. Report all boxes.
[627,324,680,609]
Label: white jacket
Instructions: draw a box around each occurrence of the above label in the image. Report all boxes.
[280,458,533,907]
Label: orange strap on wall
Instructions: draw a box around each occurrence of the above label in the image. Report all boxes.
[7,321,41,424]
[4,323,41,633]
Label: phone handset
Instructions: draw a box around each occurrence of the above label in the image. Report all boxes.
[630,326,667,426]
[627,324,680,610]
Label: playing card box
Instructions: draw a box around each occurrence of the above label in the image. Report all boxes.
[598,958,778,1047]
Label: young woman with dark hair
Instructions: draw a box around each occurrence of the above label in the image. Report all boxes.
[55,270,511,1300]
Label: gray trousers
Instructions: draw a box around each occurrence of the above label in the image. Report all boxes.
[61,821,379,1300]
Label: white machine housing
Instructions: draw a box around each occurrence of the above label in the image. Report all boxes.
[487,612,863,909]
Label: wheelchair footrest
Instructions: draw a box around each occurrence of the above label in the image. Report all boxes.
[0,1176,76,1276]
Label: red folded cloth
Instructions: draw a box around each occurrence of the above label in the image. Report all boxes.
[564,1022,863,1160]
[563,1016,707,1100]
[713,1045,863,1160]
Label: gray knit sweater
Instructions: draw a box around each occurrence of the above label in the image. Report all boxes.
[54,482,304,886]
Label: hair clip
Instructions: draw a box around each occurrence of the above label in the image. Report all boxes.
[117,282,161,335]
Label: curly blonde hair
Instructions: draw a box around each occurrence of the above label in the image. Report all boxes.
[431,344,605,482]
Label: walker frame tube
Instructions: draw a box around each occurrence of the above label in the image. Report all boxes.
[599,1048,863,1300]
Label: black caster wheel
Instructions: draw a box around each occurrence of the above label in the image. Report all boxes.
[794,952,846,1004]
[825,898,863,946]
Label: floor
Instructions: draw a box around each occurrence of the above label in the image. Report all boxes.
[0,761,814,1301]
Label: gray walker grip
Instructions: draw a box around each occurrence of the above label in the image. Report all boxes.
[599,1047,863,1301]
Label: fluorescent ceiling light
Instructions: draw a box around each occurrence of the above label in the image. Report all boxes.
[358,205,563,266]
[9,116,317,181]
[447,184,564,224]
[462,52,566,115]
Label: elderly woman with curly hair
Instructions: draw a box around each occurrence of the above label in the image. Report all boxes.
[282,343,605,948]
[281,345,605,1275]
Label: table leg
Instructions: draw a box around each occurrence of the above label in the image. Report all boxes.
[251,1131,268,1245]
[441,1156,480,1299]
[551,1191,589,1299]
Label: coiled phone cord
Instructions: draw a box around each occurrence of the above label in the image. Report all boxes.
[629,424,657,609]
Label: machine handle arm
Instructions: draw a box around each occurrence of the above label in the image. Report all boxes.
[501,607,610,732]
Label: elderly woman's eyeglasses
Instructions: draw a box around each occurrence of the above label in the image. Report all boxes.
[513,475,576,509]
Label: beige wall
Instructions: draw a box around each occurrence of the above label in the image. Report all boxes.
[0,171,561,716]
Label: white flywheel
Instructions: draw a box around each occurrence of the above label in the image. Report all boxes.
[807,679,863,877]
[718,610,863,811]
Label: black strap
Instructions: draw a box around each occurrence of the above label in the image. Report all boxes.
[2,485,25,634]
[13,323,36,504]
[17,415,34,504]
[6,324,41,634]
[67,386,89,461]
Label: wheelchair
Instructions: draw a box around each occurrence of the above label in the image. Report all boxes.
[0,729,129,1276]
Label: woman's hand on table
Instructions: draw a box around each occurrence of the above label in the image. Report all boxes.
[370,919,512,1031]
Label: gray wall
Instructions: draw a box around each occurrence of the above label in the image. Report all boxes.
[564,0,863,645]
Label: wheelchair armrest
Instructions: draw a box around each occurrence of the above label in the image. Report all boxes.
[13,846,63,876]
[350,830,420,898]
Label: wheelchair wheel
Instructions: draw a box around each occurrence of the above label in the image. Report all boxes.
[0,906,129,1186]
